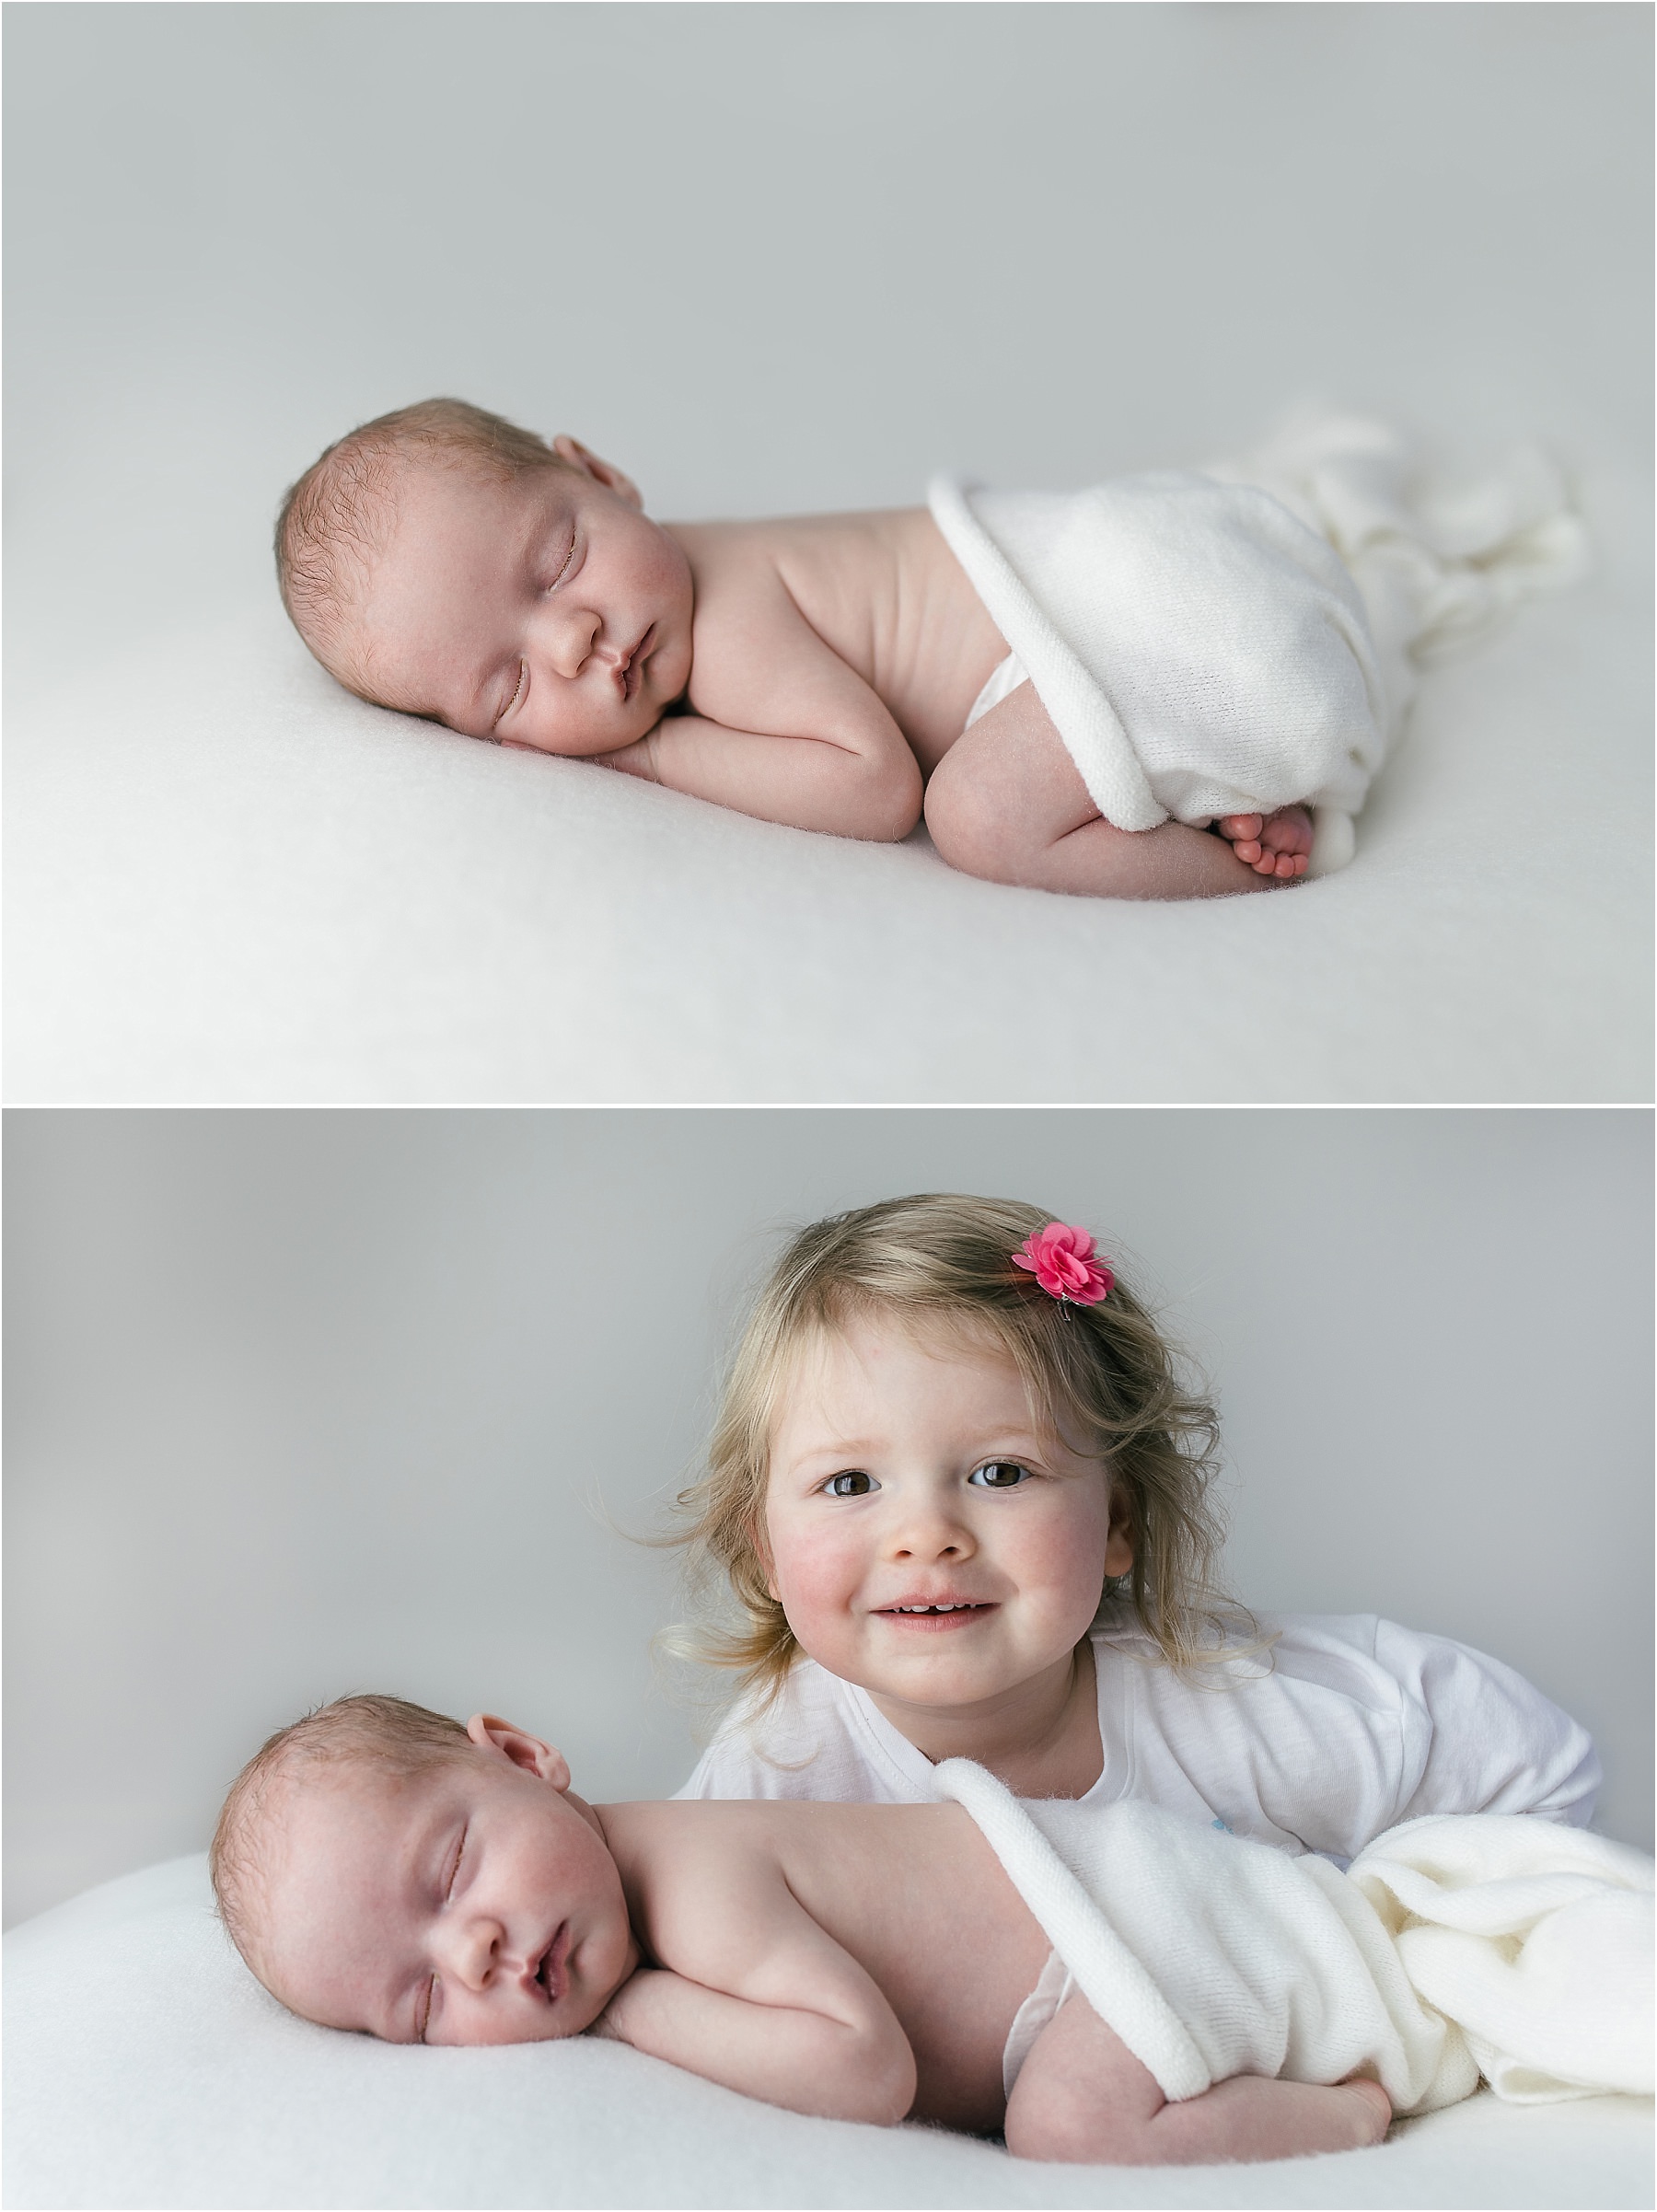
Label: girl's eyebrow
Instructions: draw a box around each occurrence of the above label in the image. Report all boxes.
[782,1427,1053,1477]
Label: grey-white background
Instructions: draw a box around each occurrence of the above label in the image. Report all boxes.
[6,3,1651,1109]
[6,1107,1651,1927]
[6,1,1649,689]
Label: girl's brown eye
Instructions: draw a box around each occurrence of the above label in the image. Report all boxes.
[826,1470,875,1498]
[968,1461,1029,1488]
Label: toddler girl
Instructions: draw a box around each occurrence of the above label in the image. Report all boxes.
[275,400,1584,897]
[673,1193,1598,1861]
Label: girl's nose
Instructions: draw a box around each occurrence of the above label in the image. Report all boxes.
[886,1495,976,1561]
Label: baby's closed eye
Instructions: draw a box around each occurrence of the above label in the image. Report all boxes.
[494,663,527,728]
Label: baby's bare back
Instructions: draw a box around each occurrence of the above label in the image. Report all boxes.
[666,510,1008,776]
[602,1797,1049,2132]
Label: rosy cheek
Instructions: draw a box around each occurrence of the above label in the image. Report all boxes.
[764,1509,863,1618]
[1010,1490,1113,1597]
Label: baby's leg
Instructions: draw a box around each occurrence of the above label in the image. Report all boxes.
[922,686,1293,899]
[1003,1994,1392,2166]
[1215,809,1313,879]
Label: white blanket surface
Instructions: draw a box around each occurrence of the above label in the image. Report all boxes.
[6,439,1646,1106]
[935,1763,1653,2121]
[6,1855,1652,2211]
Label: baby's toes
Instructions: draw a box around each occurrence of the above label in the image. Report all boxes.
[1220,814,1265,845]
[1233,840,1263,865]
[1259,805,1315,860]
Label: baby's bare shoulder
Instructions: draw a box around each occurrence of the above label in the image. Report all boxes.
[600,1801,960,1982]
[666,509,931,611]
[600,1799,964,1896]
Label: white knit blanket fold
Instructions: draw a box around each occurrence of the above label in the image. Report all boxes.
[928,411,1588,874]
[933,1760,1651,2116]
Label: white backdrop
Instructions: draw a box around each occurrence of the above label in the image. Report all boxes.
[5,4,1651,1104]
[6,1106,1651,1927]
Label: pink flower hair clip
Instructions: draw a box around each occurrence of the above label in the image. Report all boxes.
[1012,1222,1114,1308]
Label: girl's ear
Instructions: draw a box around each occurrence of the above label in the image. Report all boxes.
[1103,1482,1134,1578]
[466,1713,572,1791]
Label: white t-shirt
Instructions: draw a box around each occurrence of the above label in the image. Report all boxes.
[675,1609,1600,1865]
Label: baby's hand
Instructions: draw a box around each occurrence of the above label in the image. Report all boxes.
[1215,807,1312,880]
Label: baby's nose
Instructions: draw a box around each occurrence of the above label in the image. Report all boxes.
[443,1915,510,1990]
[532,602,601,680]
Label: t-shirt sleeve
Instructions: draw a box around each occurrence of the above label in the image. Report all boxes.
[1378,1619,1602,1830]
[673,1730,769,1801]
[667,1663,896,1802]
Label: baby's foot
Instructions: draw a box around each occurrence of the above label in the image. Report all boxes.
[1216,806,1313,881]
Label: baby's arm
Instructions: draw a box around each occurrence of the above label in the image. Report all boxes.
[1005,1995,1391,2167]
[608,559,922,843]
[593,1822,916,2125]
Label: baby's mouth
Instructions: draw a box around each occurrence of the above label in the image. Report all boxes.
[620,624,655,701]
[535,1922,571,2004]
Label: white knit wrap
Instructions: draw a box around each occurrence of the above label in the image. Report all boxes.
[929,412,1588,874]
[933,1760,1651,2115]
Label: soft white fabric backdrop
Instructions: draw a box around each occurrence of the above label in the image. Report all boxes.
[4,4,1651,1102]
[6,1106,1651,1927]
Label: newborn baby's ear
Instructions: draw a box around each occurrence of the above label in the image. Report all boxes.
[550,434,643,512]
[467,1712,572,1789]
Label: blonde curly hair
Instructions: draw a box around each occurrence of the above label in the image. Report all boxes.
[668,1193,1249,1707]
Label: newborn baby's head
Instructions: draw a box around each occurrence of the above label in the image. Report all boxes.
[211,1694,634,2044]
[276,398,693,758]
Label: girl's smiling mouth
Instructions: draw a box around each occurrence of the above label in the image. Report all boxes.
[873,1600,997,1631]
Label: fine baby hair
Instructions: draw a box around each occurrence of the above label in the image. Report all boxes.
[275,398,569,693]
[672,1192,1238,1699]
[210,1693,471,1973]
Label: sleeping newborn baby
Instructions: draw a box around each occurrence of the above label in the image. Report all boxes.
[214,1697,1651,2165]
[275,400,1584,898]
